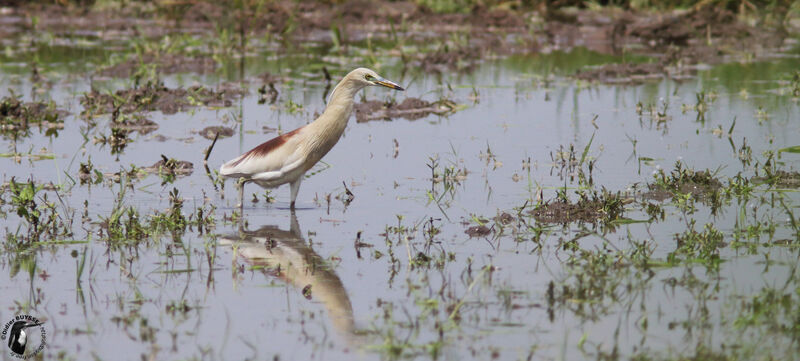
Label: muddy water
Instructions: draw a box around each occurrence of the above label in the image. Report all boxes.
[1,36,799,361]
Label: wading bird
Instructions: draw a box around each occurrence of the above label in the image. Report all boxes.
[219,68,404,210]
[8,320,43,355]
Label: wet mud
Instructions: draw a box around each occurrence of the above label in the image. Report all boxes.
[753,170,800,188]
[419,45,482,74]
[198,126,234,140]
[1,1,790,85]
[82,156,194,184]
[626,5,749,47]
[354,97,456,122]
[0,96,67,135]
[559,4,790,82]
[644,165,723,201]
[530,191,627,225]
[97,53,217,79]
[81,83,243,115]
[109,113,158,134]
[465,225,491,237]
[145,156,194,176]
[574,62,665,84]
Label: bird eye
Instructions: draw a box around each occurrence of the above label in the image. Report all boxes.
[365,74,375,81]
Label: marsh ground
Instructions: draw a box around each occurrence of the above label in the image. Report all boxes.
[1,1,800,360]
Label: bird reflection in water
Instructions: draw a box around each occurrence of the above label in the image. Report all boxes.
[220,212,356,340]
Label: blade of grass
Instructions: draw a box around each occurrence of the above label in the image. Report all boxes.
[580,132,595,166]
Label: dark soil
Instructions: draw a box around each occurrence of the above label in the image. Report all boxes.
[0,5,167,40]
[753,171,800,188]
[145,156,194,176]
[81,83,243,115]
[567,4,789,83]
[419,45,482,74]
[0,1,793,83]
[0,96,67,135]
[199,126,234,140]
[354,97,454,122]
[110,113,158,134]
[180,0,527,35]
[97,53,217,78]
[530,192,626,224]
[465,225,491,237]
[645,167,723,201]
[626,5,748,47]
[574,62,665,84]
[531,200,605,224]
[638,188,673,202]
[494,212,515,225]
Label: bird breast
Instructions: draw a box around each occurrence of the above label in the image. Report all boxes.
[302,103,353,169]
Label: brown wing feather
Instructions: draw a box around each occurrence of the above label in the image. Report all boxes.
[228,127,304,167]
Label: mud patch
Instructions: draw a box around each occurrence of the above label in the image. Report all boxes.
[97,54,218,78]
[81,83,243,115]
[467,5,526,29]
[145,156,194,177]
[530,191,626,224]
[574,62,665,84]
[562,4,788,83]
[93,128,132,154]
[1,96,67,136]
[646,163,723,200]
[110,113,158,134]
[198,126,234,140]
[99,156,194,184]
[354,97,457,122]
[465,225,491,237]
[627,5,748,47]
[638,188,673,202]
[419,45,482,74]
[494,212,515,225]
[753,171,800,189]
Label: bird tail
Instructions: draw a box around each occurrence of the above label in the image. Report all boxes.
[219,152,250,177]
[219,155,245,177]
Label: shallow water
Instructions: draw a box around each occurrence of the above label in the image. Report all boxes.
[1,33,799,361]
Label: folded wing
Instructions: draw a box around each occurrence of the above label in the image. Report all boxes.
[219,127,306,184]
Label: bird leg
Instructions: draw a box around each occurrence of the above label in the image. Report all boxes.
[289,209,301,237]
[289,176,303,210]
[237,177,246,213]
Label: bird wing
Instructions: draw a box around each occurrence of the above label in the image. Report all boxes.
[219,127,306,180]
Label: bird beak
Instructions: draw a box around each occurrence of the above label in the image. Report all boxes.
[374,77,404,91]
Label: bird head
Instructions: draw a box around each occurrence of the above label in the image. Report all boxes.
[350,68,404,91]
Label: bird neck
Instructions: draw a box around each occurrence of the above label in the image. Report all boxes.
[317,77,361,130]
[326,77,360,112]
